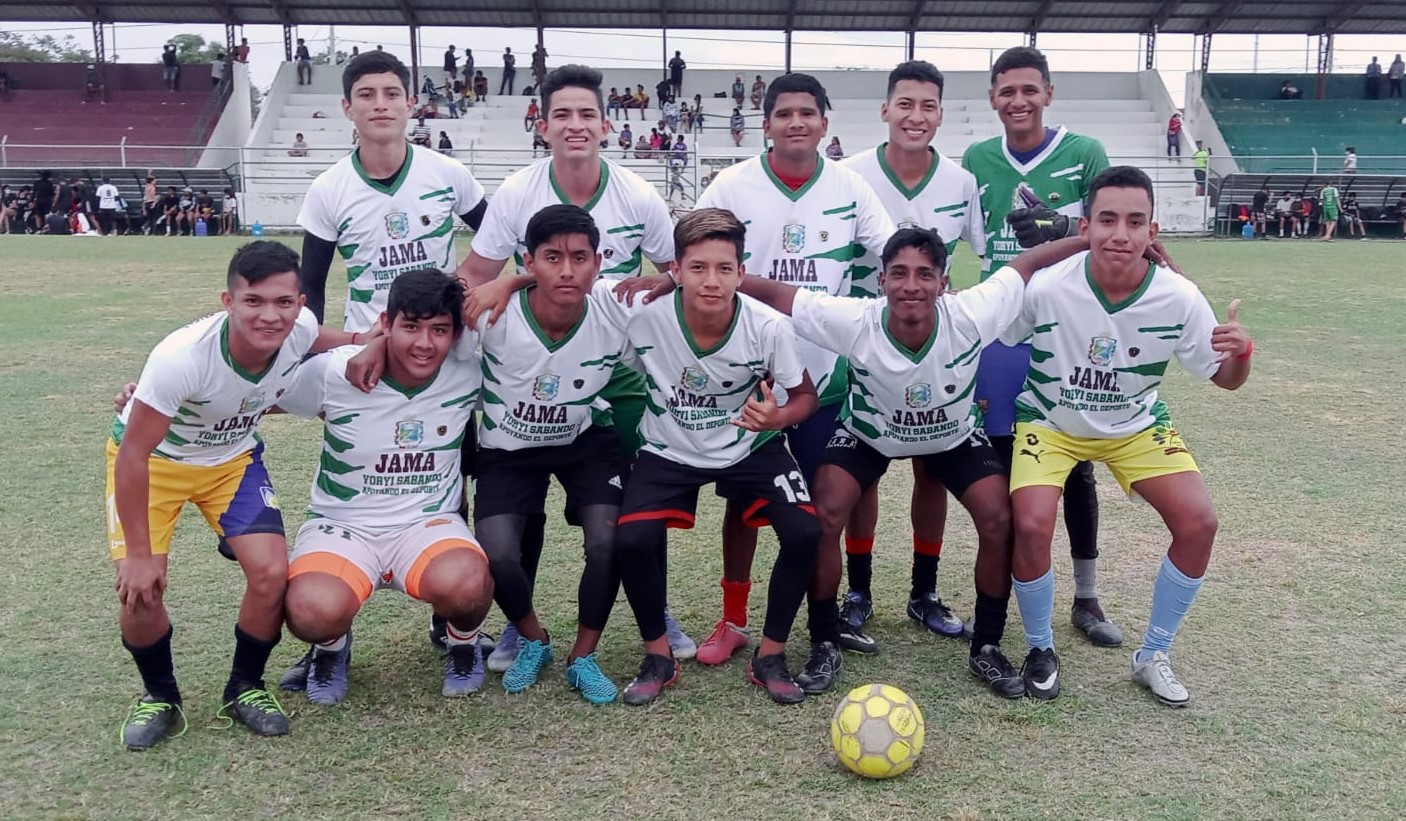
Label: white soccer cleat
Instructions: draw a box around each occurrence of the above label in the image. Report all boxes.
[1131,650,1190,707]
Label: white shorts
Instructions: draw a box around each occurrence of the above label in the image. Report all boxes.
[289,515,485,603]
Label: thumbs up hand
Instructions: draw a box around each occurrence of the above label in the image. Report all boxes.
[732,380,786,432]
[1211,298,1252,362]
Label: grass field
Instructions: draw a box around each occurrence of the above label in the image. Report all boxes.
[2,234,1404,820]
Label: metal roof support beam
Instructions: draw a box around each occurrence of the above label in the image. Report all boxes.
[1149,0,1182,31]
[906,30,915,61]
[1027,31,1037,47]
[91,20,105,63]
[1202,1,1246,34]
[267,0,291,27]
[282,25,293,62]
[408,24,419,93]
[1200,30,1211,71]
[1144,28,1156,70]
[1316,2,1367,34]
[225,23,236,56]
[784,0,797,73]
[907,0,928,56]
[1315,32,1332,99]
[1027,0,1054,35]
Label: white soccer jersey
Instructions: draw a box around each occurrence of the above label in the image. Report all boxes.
[1001,252,1222,439]
[479,280,634,450]
[278,342,481,529]
[298,144,486,332]
[470,157,674,277]
[696,153,895,406]
[790,268,1023,458]
[843,145,985,292]
[114,309,320,466]
[625,292,805,470]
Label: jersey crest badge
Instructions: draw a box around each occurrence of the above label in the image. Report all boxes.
[395,419,424,448]
[239,391,266,415]
[1088,336,1118,367]
[819,230,829,241]
[904,383,933,408]
[385,211,410,240]
[681,366,709,393]
[782,223,805,253]
[533,374,561,401]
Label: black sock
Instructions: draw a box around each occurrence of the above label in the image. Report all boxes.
[124,626,181,704]
[224,625,279,702]
[846,553,872,599]
[910,554,939,599]
[970,593,1010,654]
[807,596,841,645]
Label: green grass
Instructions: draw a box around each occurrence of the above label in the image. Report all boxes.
[2,235,1404,820]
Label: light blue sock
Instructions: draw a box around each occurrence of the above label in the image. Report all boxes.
[1137,554,1204,662]
[1012,569,1056,650]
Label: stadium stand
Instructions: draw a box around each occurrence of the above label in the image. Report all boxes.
[1212,172,1406,236]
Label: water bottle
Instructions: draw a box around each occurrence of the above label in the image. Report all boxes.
[1241,221,1254,239]
[251,221,264,236]
[194,218,208,237]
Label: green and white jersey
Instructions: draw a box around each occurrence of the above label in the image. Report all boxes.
[1320,185,1340,211]
[625,292,806,470]
[842,144,985,291]
[1001,252,1221,439]
[278,342,480,530]
[790,268,1024,458]
[298,144,486,331]
[113,309,320,466]
[696,153,895,406]
[470,157,674,278]
[961,127,1109,280]
[479,280,635,450]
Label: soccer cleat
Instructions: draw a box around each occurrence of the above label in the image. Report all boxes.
[622,653,680,706]
[428,614,449,652]
[837,624,881,654]
[278,646,314,692]
[794,640,843,695]
[486,623,521,673]
[907,593,966,638]
[663,607,697,660]
[695,619,750,666]
[121,696,186,751]
[306,633,353,705]
[218,687,291,736]
[1131,650,1191,707]
[1071,604,1125,647]
[838,590,874,630]
[1021,647,1061,700]
[502,638,554,694]
[747,649,806,704]
[969,645,1025,699]
[442,642,485,697]
[566,653,619,705]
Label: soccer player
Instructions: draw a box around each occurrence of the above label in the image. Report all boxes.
[961,46,1121,647]
[689,73,894,665]
[1004,166,1252,705]
[276,270,494,703]
[614,208,820,705]
[837,59,988,645]
[108,241,329,750]
[1318,181,1340,241]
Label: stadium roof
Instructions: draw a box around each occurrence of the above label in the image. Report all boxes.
[1,0,1401,36]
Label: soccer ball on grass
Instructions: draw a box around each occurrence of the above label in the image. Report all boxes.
[829,683,925,779]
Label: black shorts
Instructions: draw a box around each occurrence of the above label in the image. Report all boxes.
[713,402,840,504]
[819,423,1006,501]
[620,437,813,530]
[473,426,623,521]
[1193,169,1207,183]
[459,416,478,478]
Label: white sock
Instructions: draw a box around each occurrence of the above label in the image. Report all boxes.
[444,623,479,647]
[318,634,347,652]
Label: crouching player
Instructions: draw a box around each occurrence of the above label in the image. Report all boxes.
[277,270,494,702]
[1005,167,1252,705]
[614,208,821,705]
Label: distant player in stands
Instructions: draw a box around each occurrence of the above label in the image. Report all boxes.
[961,46,1121,649]
[1004,166,1252,705]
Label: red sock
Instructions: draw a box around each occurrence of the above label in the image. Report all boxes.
[844,535,875,556]
[913,538,943,557]
[721,578,751,627]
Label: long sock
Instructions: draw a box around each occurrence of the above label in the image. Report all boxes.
[1011,569,1055,650]
[124,626,181,704]
[1137,554,1204,661]
[969,592,1010,654]
[318,634,347,652]
[444,622,480,647]
[1072,558,1098,600]
[911,538,942,599]
[721,578,750,628]
[806,596,841,645]
[844,535,874,598]
[224,625,279,702]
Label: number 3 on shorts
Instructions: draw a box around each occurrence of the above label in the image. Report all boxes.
[773,471,811,504]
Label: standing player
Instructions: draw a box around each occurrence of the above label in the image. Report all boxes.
[1004,166,1252,704]
[1318,181,1340,241]
[961,46,1120,647]
[838,60,988,645]
[108,242,330,750]
[690,73,894,665]
[613,208,820,706]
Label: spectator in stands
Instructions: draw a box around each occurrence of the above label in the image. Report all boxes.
[0,186,18,234]
[750,75,766,109]
[234,37,250,63]
[618,123,633,152]
[669,50,686,96]
[692,94,705,133]
[532,125,550,158]
[730,107,745,146]
[607,87,624,120]
[626,84,649,120]
[162,44,180,92]
[95,176,120,236]
[599,116,613,149]
[662,95,679,133]
[1279,79,1302,100]
[524,97,539,131]
[84,64,105,101]
[1193,141,1210,196]
[158,185,180,236]
[410,117,432,147]
[461,49,474,85]
[670,134,688,169]
[633,133,650,159]
[1251,184,1270,238]
[1366,57,1383,100]
[1275,191,1295,238]
[500,47,516,95]
[438,131,454,155]
[1343,192,1365,238]
[531,44,548,91]
[349,46,360,61]
[1298,194,1315,237]
[445,77,460,118]
[647,127,663,158]
[680,101,693,132]
[444,45,457,76]
[1390,54,1405,98]
[296,39,313,85]
[141,175,158,234]
[221,187,238,235]
[732,74,745,107]
[1395,192,1406,239]
[1343,146,1358,174]
[22,185,42,233]
[825,136,844,160]
[288,132,310,157]
[654,77,672,112]
[211,54,227,89]
[194,189,215,234]
[1166,112,1183,158]
[473,70,488,101]
[175,186,197,235]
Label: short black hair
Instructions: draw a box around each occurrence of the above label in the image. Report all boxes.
[763,73,829,119]
[880,227,949,272]
[227,241,301,289]
[540,64,606,117]
[990,46,1051,86]
[386,269,464,338]
[1086,166,1155,215]
[887,60,945,100]
[342,50,411,100]
[524,204,601,256]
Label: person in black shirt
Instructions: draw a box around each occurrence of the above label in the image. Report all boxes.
[1251,185,1269,238]
[162,44,180,91]
[668,51,686,96]
[33,170,55,223]
[296,39,313,85]
[443,45,457,75]
[1342,192,1365,238]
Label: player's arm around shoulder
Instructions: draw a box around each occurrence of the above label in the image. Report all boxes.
[781,286,871,355]
[758,307,818,428]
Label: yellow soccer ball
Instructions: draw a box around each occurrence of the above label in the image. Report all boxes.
[829,683,925,779]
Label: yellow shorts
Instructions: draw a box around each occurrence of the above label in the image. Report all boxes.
[1009,422,1199,500]
[104,439,285,560]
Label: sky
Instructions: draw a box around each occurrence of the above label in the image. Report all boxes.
[8,22,1406,106]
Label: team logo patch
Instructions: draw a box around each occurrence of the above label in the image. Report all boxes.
[819,230,829,242]
[1088,336,1118,367]
[259,485,280,510]
[904,383,933,408]
[532,374,561,401]
[1128,346,1141,357]
[385,211,410,240]
[944,384,956,394]
[573,378,585,389]
[239,391,266,415]
[603,249,614,259]
[395,419,424,448]
[437,425,448,436]
[826,428,858,450]
[782,223,806,253]
[681,366,709,392]
[608,475,622,489]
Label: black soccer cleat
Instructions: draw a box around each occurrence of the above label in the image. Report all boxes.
[121,696,186,751]
[1020,647,1061,701]
[969,645,1025,699]
[795,640,843,695]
